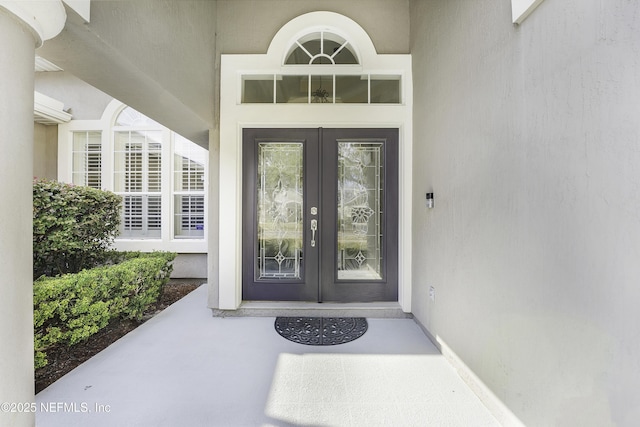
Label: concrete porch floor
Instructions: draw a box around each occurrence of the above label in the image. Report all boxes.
[36,285,500,427]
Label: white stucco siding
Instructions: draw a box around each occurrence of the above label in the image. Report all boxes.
[411,0,640,425]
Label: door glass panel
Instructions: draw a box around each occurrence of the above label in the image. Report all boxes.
[257,143,304,279]
[337,142,384,280]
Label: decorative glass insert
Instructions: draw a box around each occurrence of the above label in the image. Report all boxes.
[72,131,102,188]
[173,135,206,239]
[257,143,304,279]
[337,141,384,280]
[285,31,358,65]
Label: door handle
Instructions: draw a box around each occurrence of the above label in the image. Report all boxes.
[310,219,318,247]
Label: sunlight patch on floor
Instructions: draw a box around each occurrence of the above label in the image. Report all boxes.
[264,353,500,427]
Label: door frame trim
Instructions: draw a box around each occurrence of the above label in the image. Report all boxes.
[218,120,412,312]
[217,18,412,311]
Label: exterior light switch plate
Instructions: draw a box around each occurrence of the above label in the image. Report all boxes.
[429,286,435,302]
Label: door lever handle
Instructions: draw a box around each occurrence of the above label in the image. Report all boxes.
[310,219,318,247]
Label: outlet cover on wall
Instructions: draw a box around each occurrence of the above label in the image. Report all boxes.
[429,286,435,302]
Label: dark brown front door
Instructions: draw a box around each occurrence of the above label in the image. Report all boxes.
[242,128,398,302]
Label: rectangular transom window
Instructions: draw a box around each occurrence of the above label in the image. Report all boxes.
[241,74,402,104]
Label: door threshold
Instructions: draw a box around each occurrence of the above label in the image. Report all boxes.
[211,301,411,319]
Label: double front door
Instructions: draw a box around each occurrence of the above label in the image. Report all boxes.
[242,128,398,302]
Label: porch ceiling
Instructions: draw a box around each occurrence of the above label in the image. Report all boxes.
[36,1,216,147]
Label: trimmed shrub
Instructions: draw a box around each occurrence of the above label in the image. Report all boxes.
[34,252,176,369]
[33,179,122,278]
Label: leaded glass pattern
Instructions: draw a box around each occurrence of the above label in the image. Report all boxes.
[337,142,384,280]
[257,143,304,279]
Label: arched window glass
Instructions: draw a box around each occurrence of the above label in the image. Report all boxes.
[285,31,358,65]
[115,107,161,127]
[241,25,401,104]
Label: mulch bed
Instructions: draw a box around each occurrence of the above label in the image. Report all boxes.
[35,281,201,393]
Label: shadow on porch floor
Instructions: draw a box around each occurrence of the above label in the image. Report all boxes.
[36,285,499,426]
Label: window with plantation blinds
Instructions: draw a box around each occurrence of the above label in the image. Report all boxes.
[69,104,206,244]
[174,135,205,238]
[72,131,102,188]
[114,129,163,238]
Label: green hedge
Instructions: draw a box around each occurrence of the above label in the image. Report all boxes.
[34,252,176,369]
[33,179,122,278]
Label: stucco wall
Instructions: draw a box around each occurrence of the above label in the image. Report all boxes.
[410,0,640,426]
[171,253,207,279]
[33,123,58,180]
[215,0,409,55]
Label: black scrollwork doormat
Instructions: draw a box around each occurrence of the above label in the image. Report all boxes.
[274,317,368,346]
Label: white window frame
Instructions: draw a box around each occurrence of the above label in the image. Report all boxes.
[113,123,165,240]
[171,133,207,240]
[57,100,207,253]
[71,130,103,189]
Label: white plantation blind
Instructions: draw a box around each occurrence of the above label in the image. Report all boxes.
[173,135,206,238]
[63,102,207,250]
[72,131,102,188]
[114,129,163,238]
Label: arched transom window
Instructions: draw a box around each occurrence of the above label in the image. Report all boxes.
[285,31,358,65]
[240,27,401,104]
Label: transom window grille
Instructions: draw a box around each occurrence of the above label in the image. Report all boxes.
[242,74,401,104]
[72,131,102,188]
[241,30,401,104]
[285,31,358,65]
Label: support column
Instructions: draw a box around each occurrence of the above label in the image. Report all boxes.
[0,3,65,426]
